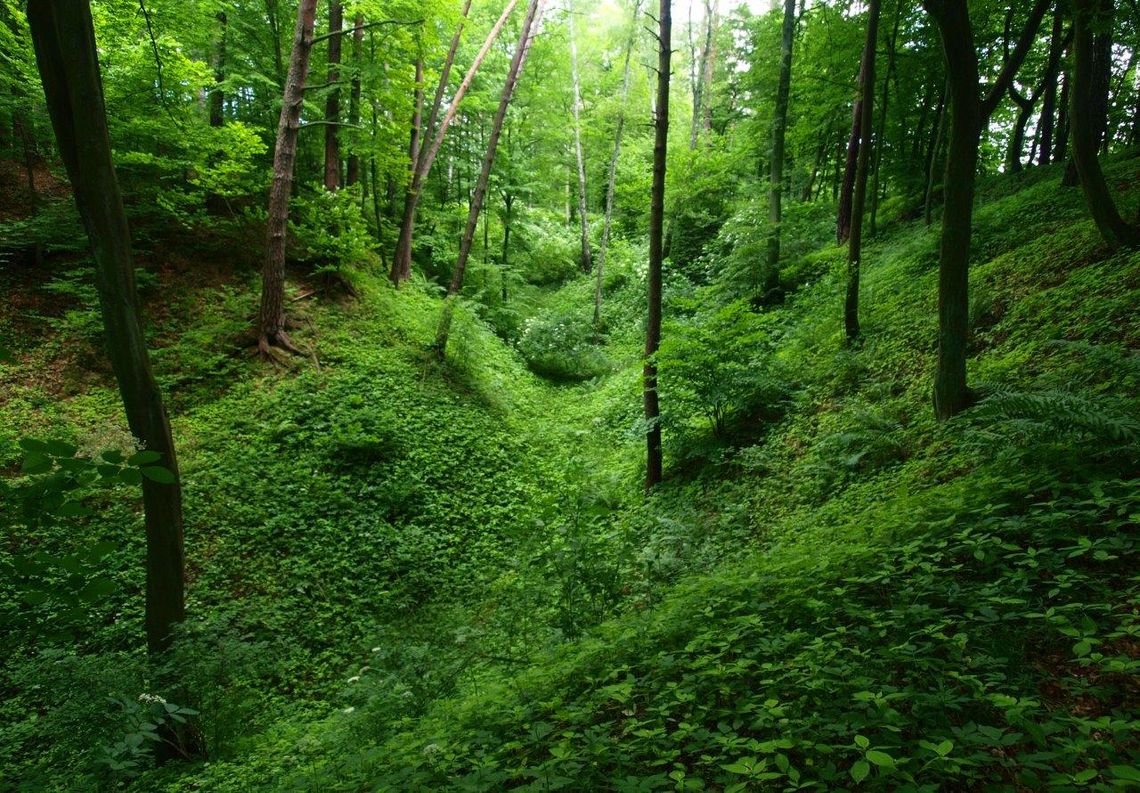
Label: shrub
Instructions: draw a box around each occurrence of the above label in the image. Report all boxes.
[518,311,611,381]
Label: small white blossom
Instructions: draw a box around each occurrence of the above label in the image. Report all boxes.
[138,693,166,705]
[342,706,355,714]
[347,676,360,684]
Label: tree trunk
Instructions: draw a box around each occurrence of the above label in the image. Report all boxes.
[568,0,592,273]
[766,0,796,290]
[836,60,864,243]
[690,0,717,148]
[924,79,947,226]
[801,134,825,202]
[209,12,226,127]
[435,0,543,356]
[1055,64,1071,163]
[258,0,318,357]
[845,0,881,342]
[1036,5,1065,165]
[391,0,512,285]
[596,0,642,327]
[323,2,343,191]
[1070,0,1140,247]
[870,0,899,236]
[924,0,1049,419]
[645,0,671,491]
[346,13,364,186]
[27,0,185,656]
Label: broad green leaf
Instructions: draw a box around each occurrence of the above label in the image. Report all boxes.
[850,760,869,783]
[141,466,177,484]
[128,450,163,466]
[865,751,894,768]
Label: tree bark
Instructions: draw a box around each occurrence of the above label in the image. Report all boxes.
[870,0,899,236]
[568,0,592,273]
[645,0,671,491]
[323,2,343,191]
[845,0,881,342]
[836,30,865,245]
[391,0,513,284]
[596,0,642,327]
[1036,5,1066,165]
[923,0,1049,420]
[435,0,543,356]
[1070,0,1139,247]
[258,0,318,357]
[27,0,185,656]
[346,13,364,186]
[765,0,796,291]
[923,80,946,226]
[210,12,226,127]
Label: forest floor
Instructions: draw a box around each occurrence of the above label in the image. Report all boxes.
[1,155,1139,790]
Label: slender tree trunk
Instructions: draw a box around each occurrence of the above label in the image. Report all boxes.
[209,12,226,127]
[346,13,364,186]
[391,0,512,285]
[1070,0,1139,247]
[27,0,185,656]
[870,0,899,236]
[924,79,947,226]
[802,134,825,202]
[435,0,543,356]
[837,60,864,243]
[845,0,881,342]
[701,0,719,134]
[1036,5,1065,165]
[690,0,716,147]
[323,2,343,191]
[1055,64,1071,162]
[258,0,318,357]
[568,0,592,273]
[596,0,642,327]
[766,0,796,291]
[645,0,671,491]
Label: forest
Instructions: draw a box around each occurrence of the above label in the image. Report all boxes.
[0,0,1138,788]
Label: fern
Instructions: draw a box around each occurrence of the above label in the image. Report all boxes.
[971,389,1140,445]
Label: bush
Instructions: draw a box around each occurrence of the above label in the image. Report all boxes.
[518,311,611,381]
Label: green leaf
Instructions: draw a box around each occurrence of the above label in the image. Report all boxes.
[865,750,895,768]
[21,453,52,474]
[119,467,143,486]
[128,450,162,466]
[854,734,870,749]
[850,760,869,783]
[18,438,49,454]
[101,449,124,464]
[935,740,953,757]
[56,501,94,518]
[45,440,78,457]
[140,465,176,484]
[0,343,12,363]
[1109,766,1140,781]
[79,578,117,603]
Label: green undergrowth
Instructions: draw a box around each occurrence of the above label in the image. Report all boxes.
[1,156,1138,791]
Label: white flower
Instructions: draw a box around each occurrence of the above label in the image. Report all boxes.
[423,743,441,755]
[342,706,355,714]
[138,693,166,705]
[371,647,381,653]
[347,676,360,684]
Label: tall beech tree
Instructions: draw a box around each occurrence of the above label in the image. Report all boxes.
[324,1,343,191]
[595,0,642,327]
[568,0,592,273]
[1037,4,1067,166]
[921,0,1049,420]
[1070,0,1140,247]
[645,0,671,491]
[765,0,796,285]
[26,0,185,655]
[258,0,318,358]
[390,0,516,285]
[844,0,881,342]
[435,0,544,357]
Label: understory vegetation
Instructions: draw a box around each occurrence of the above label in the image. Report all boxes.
[2,0,1140,789]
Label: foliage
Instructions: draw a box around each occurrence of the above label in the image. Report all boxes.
[518,309,611,381]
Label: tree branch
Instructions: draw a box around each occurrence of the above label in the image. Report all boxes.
[310,18,422,46]
[982,0,1050,118]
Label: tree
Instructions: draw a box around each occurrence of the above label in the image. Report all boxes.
[765,0,796,291]
[26,0,185,656]
[595,0,643,327]
[568,0,592,273]
[324,1,343,191]
[390,0,518,285]
[434,0,544,357]
[1070,0,1140,247]
[258,0,318,359]
[345,12,365,186]
[645,0,671,491]
[844,0,881,342]
[1036,4,1067,166]
[921,0,1049,420]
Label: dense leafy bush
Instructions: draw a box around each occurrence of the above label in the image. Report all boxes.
[518,309,611,381]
